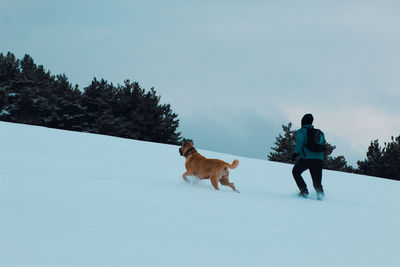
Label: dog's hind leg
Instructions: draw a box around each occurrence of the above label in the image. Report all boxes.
[220,176,239,193]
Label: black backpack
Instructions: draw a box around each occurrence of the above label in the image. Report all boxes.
[305,128,327,153]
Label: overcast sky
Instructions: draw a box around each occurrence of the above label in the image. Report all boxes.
[1,0,399,166]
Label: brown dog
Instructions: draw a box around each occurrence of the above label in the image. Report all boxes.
[179,141,239,192]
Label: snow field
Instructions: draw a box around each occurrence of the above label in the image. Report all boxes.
[0,122,399,266]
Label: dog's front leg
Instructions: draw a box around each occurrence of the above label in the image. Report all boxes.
[182,171,192,182]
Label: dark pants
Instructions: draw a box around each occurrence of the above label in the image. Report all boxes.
[292,159,324,193]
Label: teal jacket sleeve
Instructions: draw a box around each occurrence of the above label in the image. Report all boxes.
[294,129,305,155]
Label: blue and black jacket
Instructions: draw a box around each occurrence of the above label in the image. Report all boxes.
[294,124,325,160]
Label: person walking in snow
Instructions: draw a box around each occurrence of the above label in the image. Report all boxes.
[291,113,326,200]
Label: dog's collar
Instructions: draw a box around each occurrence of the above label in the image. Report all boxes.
[184,147,197,158]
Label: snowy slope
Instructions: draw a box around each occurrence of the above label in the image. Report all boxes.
[1,121,399,267]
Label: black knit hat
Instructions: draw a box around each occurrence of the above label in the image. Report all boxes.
[301,113,314,126]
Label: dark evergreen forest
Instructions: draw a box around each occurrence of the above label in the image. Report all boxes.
[0,52,183,145]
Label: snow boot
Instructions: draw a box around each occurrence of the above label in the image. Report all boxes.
[298,188,309,198]
[317,190,325,201]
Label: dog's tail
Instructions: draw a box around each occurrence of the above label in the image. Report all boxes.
[226,159,239,169]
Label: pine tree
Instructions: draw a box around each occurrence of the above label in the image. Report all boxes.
[81,78,117,134]
[0,53,85,129]
[136,87,180,144]
[357,137,400,180]
[0,52,20,119]
[113,80,181,144]
[48,74,85,131]
[268,122,296,163]
[357,140,384,178]
[382,136,400,179]
[324,154,355,172]
[1,54,53,125]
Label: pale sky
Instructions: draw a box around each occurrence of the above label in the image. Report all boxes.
[1,0,399,166]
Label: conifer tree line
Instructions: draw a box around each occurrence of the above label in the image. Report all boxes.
[0,52,183,145]
[268,123,400,181]
[1,52,398,180]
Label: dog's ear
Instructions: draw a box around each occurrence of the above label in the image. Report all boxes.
[179,147,183,156]
[181,141,192,148]
[181,139,194,147]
